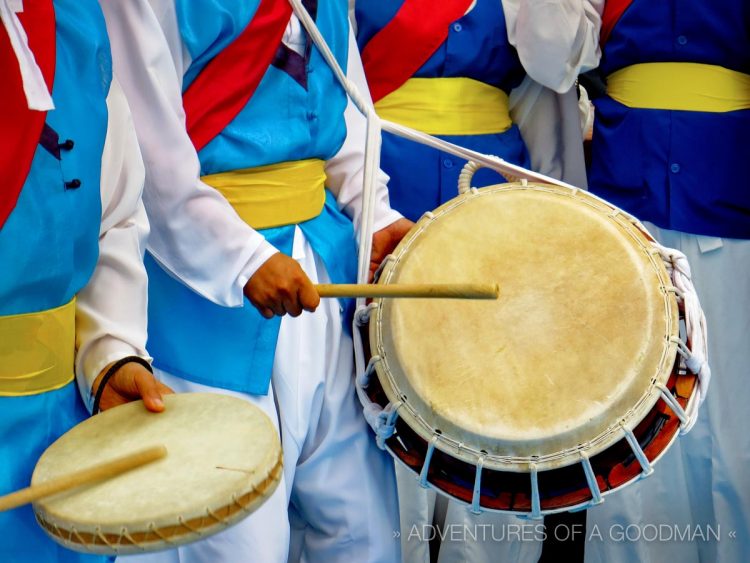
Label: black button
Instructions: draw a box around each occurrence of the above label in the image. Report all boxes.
[58,139,74,151]
[65,179,82,189]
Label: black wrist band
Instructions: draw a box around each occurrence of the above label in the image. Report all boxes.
[92,356,153,415]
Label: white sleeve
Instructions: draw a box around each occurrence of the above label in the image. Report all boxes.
[100,0,277,308]
[324,27,403,234]
[502,0,603,93]
[75,77,151,412]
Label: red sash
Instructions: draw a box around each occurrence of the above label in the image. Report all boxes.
[0,1,56,229]
[182,0,293,152]
[360,0,474,103]
[601,0,635,46]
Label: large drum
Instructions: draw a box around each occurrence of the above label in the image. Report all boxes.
[356,182,708,517]
[32,393,282,554]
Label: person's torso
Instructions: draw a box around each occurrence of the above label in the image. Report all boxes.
[175,0,350,174]
[0,0,111,315]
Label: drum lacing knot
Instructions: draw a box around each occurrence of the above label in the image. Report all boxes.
[354,302,378,326]
[375,401,402,449]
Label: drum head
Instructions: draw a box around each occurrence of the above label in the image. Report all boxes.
[371,184,679,471]
[32,393,282,554]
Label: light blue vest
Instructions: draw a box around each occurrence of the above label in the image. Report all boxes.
[0,2,110,561]
[146,0,357,395]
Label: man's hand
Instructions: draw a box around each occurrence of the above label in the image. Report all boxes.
[243,253,320,318]
[93,361,173,413]
[370,218,414,281]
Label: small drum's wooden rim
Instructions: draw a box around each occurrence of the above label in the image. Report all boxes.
[31,393,283,555]
[34,453,283,555]
[370,183,683,473]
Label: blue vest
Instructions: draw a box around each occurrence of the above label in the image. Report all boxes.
[0,2,110,561]
[146,0,357,395]
[589,0,750,239]
[355,0,530,221]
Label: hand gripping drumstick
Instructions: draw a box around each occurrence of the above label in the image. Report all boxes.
[315,283,500,300]
[0,445,167,512]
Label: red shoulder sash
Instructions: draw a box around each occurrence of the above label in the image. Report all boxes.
[360,0,474,103]
[182,0,293,152]
[0,1,56,229]
[601,0,635,46]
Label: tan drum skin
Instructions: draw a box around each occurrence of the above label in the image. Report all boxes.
[370,183,680,473]
[32,393,282,555]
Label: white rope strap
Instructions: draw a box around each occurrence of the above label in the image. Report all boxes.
[657,243,710,433]
[0,0,54,110]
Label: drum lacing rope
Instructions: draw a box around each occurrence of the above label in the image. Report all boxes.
[657,243,710,433]
[70,526,88,549]
[205,507,229,526]
[178,516,202,536]
[418,436,439,488]
[579,452,604,507]
[621,423,654,478]
[375,401,402,449]
[656,382,690,428]
[469,455,486,514]
[120,528,142,550]
[529,464,542,520]
[148,522,177,546]
[94,526,116,551]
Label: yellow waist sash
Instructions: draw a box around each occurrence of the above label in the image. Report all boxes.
[374,77,512,136]
[607,62,750,113]
[202,159,327,230]
[0,298,75,396]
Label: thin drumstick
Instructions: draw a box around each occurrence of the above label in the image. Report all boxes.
[0,445,167,512]
[315,283,500,300]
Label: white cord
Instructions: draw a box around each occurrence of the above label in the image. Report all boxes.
[0,0,54,110]
[657,243,710,432]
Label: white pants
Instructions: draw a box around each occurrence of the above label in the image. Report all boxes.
[584,229,750,563]
[122,229,401,563]
[395,464,542,563]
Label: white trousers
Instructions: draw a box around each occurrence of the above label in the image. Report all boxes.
[584,228,750,563]
[395,464,542,563]
[122,228,401,563]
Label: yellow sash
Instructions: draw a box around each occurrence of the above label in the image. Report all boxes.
[374,77,512,136]
[0,299,75,396]
[202,159,327,230]
[607,63,750,113]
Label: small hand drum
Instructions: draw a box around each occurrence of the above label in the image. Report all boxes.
[356,182,708,518]
[32,393,282,554]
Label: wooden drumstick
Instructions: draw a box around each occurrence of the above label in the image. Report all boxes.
[315,283,500,300]
[0,444,167,512]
